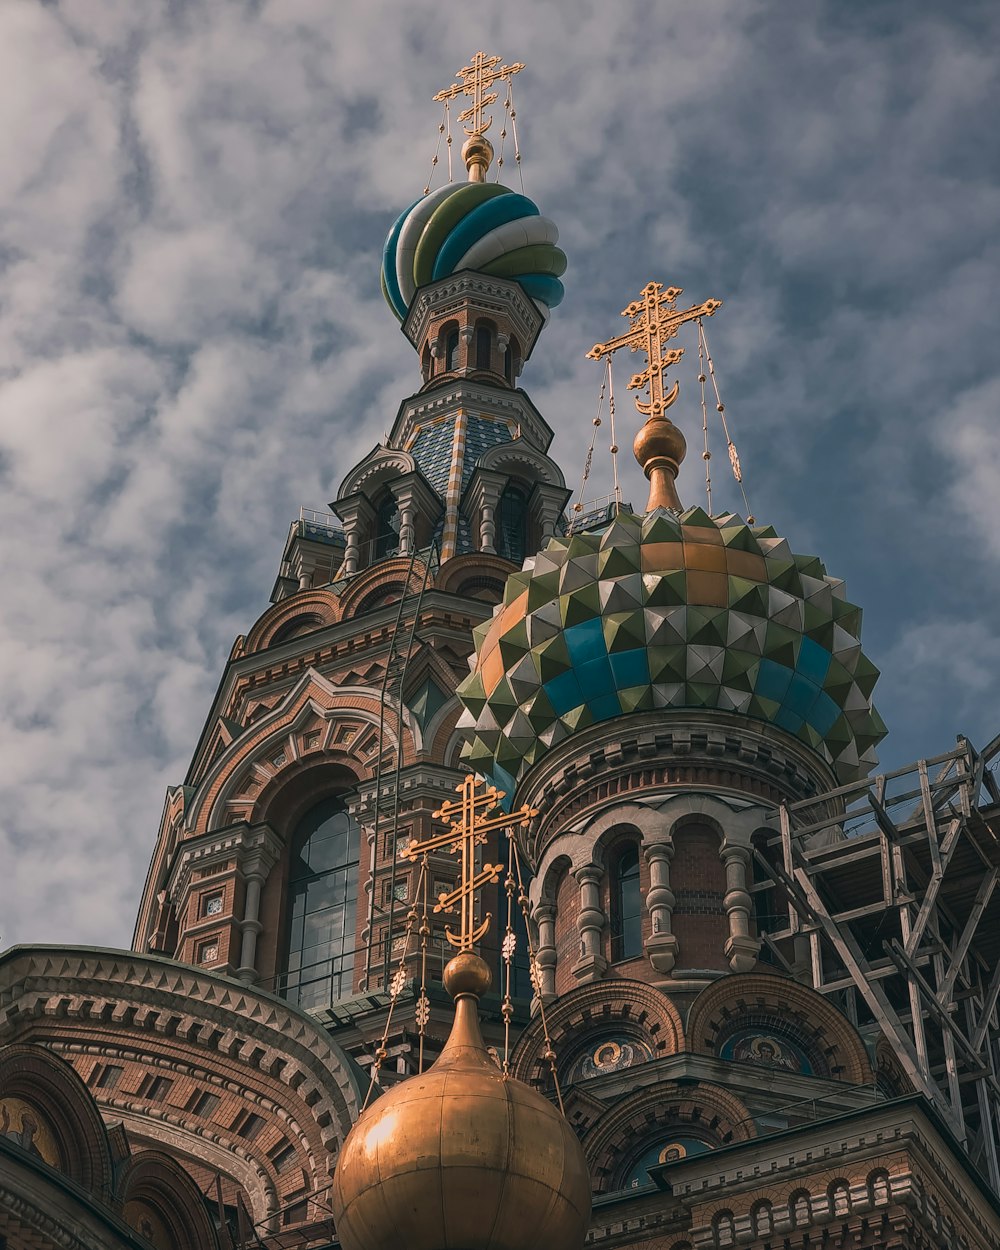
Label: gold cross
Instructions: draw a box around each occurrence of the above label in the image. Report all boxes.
[586,281,722,417]
[433,50,524,137]
[401,775,536,950]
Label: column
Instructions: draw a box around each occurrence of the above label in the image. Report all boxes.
[237,870,265,984]
[721,842,760,973]
[643,840,679,976]
[572,864,608,982]
[533,903,557,1001]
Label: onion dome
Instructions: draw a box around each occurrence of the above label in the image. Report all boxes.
[331,952,591,1250]
[381,181,566,321]
[456,507,887,793]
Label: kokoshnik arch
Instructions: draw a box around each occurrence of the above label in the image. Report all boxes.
[4,45,1000,1250]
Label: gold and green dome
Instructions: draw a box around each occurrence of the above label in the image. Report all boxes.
[457,506,886,793]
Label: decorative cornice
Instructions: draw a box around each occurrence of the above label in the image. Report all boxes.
[515,710,839,868]
[402,271,544,361]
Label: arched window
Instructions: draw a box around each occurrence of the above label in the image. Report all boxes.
[867,1169,890,1205]
[283,796,360,1009]
[611,843,642,962]
[497,483,529,565]
[711,1212,735,1248]
[373,493,400,560]
[790,1190,811,1227]
[503,335,521,383]
[475,325,492,370]
[750,1201,773,1236]
[829,1180,851,1217]
[421,341,432,381]
[445,329,460,371]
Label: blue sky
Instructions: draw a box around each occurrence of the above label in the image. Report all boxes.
[1,0,997,947]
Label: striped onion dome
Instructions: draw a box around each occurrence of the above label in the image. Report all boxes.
[381,182,566,321]
[456,506,887,796]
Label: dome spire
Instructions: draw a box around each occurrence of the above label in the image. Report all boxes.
[587,281,722,511]
[432,50,524,182]
[331,774,591,1250]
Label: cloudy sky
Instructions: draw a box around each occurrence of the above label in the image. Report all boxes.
[1,0,997,949]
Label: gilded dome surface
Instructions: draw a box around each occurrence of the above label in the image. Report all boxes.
[331,955,591,1250]
[381,181,566,320]
[457,506,886,792]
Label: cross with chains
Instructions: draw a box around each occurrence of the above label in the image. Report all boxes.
[586,280,722,417]
[433,50,524,137]
[400,775,536,950]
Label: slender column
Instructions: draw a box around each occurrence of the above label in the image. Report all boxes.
[481,502,497,553]
[643,840,679,975]
[572,864,608,982]
[237,871,265,984]
[398,505,415,555]
[721,843,760,972]
[533,903,557,1001]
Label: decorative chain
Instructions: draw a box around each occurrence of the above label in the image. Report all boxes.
[697,319,754,523]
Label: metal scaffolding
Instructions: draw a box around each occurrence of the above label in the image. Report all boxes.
[754,733,1000,1189]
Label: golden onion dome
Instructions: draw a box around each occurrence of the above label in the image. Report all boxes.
[331,952,591,1250]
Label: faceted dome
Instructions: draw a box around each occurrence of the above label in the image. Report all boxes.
[331,954,591,1250]
[381,182,566,320]
[457,506,886,792]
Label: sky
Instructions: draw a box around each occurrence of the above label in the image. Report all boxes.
[1,0,998,949]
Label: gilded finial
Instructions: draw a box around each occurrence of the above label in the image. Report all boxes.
[401,774,536,961]
[433,51,524,182]
[587,281,722,511]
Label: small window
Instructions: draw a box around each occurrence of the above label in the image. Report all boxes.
[751,1202,773,1236]
[712,1212,735,1248]
[237,1111,266,1141]
[198,938,220,965]
[497,483,529,565]
[476,325,492,370]
[269,1140,296,1172]
[189,1090,220,1119]
[373,494,400,560]
[445,329,460,371]
[202,892,223,917]
[830,1181,851,1216]
[611,844,642,962]
[96,1064,124,1090]
[143,1075,173,1102]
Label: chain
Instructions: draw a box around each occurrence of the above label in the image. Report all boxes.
[508,76,524,193]
[511,841,564,1114]
[698,319,754,522]
[698,321,712,514]
[361,856,428,1109]
[423,103,449,196]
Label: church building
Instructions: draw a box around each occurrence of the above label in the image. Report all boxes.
[3,49,1000,1250]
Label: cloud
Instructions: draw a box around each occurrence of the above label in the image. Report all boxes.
[0,0,998,949]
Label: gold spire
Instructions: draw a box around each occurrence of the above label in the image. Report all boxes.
[433,51,524,182]
[587,281,722,512]
[402,775,536,949]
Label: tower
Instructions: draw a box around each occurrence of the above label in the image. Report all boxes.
[5,45,1000,1250]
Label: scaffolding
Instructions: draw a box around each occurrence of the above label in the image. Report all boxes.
[754,733,1000,1188]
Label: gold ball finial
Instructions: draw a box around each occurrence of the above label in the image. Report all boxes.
[462,133,494,182]
[443,951,492,998]
[633,416,687,511]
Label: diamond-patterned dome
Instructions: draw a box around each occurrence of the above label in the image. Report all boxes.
[457,506,886,793]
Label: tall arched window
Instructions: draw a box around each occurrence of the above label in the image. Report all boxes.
[475,325,492,370]
[445,329,460,371]
[373,493,400,560]
[284,796,360,1009]
[503,335,521,383]
[497,483,529,565]
[611,843,642,962]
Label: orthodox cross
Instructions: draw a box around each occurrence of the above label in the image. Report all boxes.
[401,775,536,949]
[433,50,524,137]
[586,281,722,417]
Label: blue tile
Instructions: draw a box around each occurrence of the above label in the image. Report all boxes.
[564,618,607,666]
